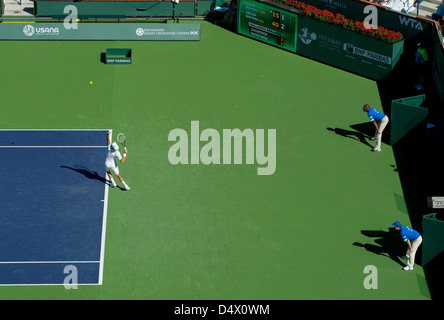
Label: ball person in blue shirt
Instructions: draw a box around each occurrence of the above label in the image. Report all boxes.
[391,221,422,271]
[363,104,389,152]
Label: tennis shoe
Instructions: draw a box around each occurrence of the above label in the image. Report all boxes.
[125,186,131,191]
[371,147,381,152]
[403,266,413,271]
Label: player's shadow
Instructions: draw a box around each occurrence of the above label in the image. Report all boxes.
[326,126,373,149]
[353,228,405,267]
[327,122,391,148]
[61,165,107,185]
[350,122,391,145]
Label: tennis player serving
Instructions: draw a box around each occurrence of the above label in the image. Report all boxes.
[106,131,130,190]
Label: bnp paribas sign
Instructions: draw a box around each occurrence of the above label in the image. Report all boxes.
[0,23,200,41]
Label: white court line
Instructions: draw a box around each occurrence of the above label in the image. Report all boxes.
[98,129,111,285]
[0,146,107,148]
[99,184,110,285]
[0,283,100,287]
[0,129,110,131]
[0,261,100,264]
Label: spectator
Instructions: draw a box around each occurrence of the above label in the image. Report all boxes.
[414,42,428,91]
[224,0,238,29]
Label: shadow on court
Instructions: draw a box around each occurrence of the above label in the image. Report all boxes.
[326,126,373,149]
[353,228,405,267]
[61,165,107,184]
[349,122,391,146]
[327,121,392,149]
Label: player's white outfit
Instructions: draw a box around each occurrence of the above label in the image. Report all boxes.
[105,145,122,174]
[105,142,130,190]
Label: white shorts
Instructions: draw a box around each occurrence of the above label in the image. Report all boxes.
[105,161,119,175]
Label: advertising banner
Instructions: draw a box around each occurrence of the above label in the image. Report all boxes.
[296,16,403,80]
[237,0,404,80]
[0,23,201,41]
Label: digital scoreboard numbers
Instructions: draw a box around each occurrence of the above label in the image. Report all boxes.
[238,0,297,52]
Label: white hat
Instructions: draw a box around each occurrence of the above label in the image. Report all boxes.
[112,142,119,151]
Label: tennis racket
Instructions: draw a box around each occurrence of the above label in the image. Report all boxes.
[117,132,126,149]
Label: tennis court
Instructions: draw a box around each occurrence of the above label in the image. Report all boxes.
[0,21,430,299]
[0,130,109,285]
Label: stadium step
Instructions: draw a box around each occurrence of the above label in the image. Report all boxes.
[2,0,35,20]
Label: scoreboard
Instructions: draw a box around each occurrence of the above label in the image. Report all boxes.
[237,0,298,52]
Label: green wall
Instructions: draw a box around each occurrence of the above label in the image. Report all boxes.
[237,0,404,80]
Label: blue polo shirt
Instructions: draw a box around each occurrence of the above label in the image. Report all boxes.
[400,226,420,242]
[367,108,386,122]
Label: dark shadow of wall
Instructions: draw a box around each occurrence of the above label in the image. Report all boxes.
[376,46,444,300]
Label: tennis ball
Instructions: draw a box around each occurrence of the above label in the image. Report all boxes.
[90,81,93,84]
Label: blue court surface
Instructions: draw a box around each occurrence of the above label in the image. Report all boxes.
[0,130,110,285]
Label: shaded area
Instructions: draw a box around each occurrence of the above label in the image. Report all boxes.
[61,165,107,184]
[377,40,444,300]
[61,165,127,191]
[353,229,405,268]
[349,122,391,146]
[326,127,373,149]
[326,121,392,150]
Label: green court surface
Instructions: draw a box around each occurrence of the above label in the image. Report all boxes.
[0,21,430,299]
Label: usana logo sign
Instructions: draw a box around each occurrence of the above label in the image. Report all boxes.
[23,25,59,37]
[23,25,34,37]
